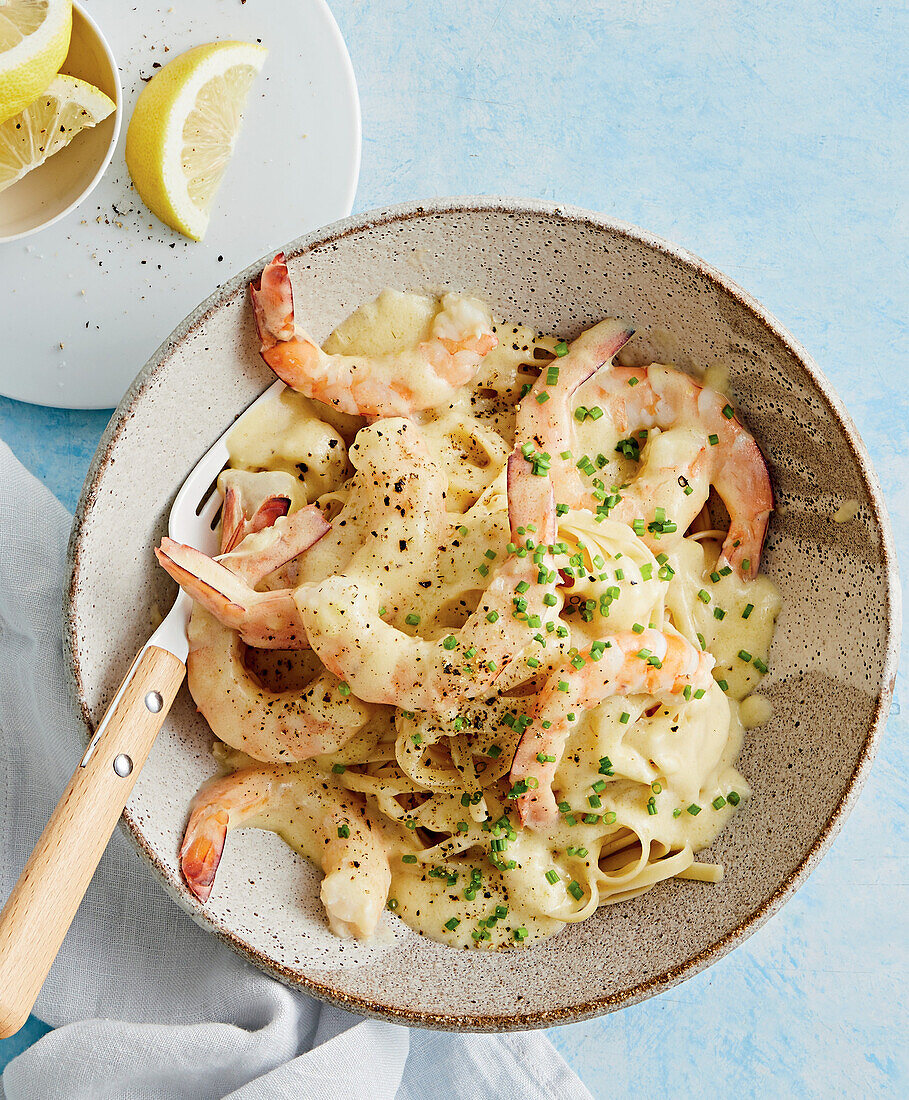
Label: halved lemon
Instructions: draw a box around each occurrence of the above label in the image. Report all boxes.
[0,0,72,124]
[0,72,114,193]
[125,40,267,241]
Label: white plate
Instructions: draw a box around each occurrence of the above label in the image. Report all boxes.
[0,0,360,409]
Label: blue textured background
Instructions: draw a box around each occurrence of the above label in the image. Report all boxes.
[1,1,906,1096]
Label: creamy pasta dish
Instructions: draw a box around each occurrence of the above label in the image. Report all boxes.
[156,253,779,950]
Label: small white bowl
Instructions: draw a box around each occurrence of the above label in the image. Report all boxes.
[0,1,121,243]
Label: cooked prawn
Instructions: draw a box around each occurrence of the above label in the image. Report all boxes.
[300,449,560,712]
[180,762,391,938]
[251,253,498,417]
[586,365,773,578]
[515,317,635,504]
[218,469,306,553]
[155,505,330,648]
[186,606,378,762]
[511,627,715,829]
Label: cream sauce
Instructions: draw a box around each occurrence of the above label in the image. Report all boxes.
[199,288,781,949]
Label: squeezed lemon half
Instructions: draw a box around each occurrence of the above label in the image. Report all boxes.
[0,72,114,193]
[0,0,72,125]
[125,40,268,241]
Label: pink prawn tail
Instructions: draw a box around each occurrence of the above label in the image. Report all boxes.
[180,807,229,902]
[250,252,296,350]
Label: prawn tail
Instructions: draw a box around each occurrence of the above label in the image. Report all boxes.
[155,539,250,625]
[221,489,292,555]
[180,806,229,902]
[250,252,296,349]
[220,485,246,553]
[720,508,772,580]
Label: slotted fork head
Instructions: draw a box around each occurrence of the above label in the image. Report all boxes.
[149,378,287,660]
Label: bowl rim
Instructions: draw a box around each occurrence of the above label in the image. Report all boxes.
[0,0,123,245]
[64,196,902,1031]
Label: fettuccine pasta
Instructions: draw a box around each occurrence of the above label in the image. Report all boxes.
[157,268,779,950]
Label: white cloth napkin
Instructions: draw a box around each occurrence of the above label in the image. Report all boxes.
[0,441,592,1100]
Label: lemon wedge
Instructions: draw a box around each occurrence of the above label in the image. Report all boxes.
[125,40,267,241]
[0,72,114,193]
[0,0,72,125]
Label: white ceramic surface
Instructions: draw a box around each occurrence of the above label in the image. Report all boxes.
[0,0,360,409]
[0,2,121,245]
[65,198,900,1030]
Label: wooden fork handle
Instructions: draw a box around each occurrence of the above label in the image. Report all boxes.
[0,645,185,1038]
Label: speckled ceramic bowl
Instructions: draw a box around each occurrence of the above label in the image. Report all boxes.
[64,198,900,1030]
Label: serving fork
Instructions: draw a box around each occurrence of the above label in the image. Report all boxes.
[0,380,286,1038]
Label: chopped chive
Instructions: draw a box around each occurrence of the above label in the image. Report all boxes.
[546,366,561,385]
[405,612,420,626]
[568,880,584,900]
[683,684,692,701]
[442,635,458,651]
[742,603,754,619]
[332,763,346,774]
[514,927,528,941]
[588,794,602,808]
[753,657,769,674]
[742,558,751,572]
[555,341,569,357]
[673,808,682,818]
[543,592,558,606]
[619,712,630,724]
[722,404,734,419]
[714,607,726,620]
[338,682,351,697]
[486,610,499,623]
[698,589,711,604]
[402,854,418,863]
[535,392,550,404]
[545,869,560,885]
[557,680,570,692]
[487,744,502,759]
[708,433,719,445]
[574,406,588,422]
[628,376,639,387]
[640,563,654,580]
[696,632,707,650]
[694,687,706,699]
[717,679,729,692]
[337,824,350,838]
[738,649,753,662]
[712,796,727,810]
[727,791,741,805]
[458,525,468,536]
[445,917,460,931]
[632,622,645,634]
[687,803,702,816]
[387,898,399,910]
[710,571,721,583]
[477,563,489,577]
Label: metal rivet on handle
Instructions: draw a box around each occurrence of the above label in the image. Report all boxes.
[113,754,133,777]
[144,691,163,713]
